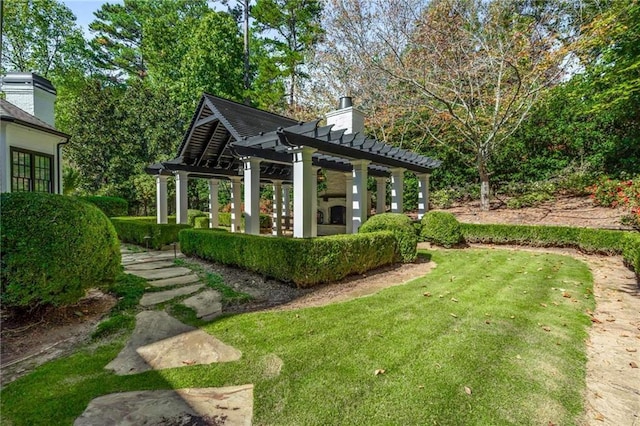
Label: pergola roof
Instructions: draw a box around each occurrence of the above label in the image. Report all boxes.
[147,94,441,182]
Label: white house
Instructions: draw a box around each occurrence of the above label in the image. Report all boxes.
[0,73,68,194]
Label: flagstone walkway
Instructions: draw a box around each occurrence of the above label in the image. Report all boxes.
[75,246,254,425]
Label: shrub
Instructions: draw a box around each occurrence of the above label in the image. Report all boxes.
[430,188,457,209]
[506,192,555,209]
[622,232,640,277]
[77,196,128,217]
[420,211,463,247]
[218,212,272,230]
[110,217,191,249]
[194,216,210,228]
[180,230,397,287]
[460,223,626,254]
[359,213,417,262]
[1,193,121,308]
[187,209,208,227]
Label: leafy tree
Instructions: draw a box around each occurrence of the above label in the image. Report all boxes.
[326,0,578,210]
[1,0,88,77]
[252,0,324,110]
[58,79,184,206]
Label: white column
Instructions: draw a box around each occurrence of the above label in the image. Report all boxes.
[375,177,386,215]
[292,147,316,238]
[345,172,353,234]
[208,178,219,228]
[243,157,262,235]
[390,167,405,214]
[156,175,168,224]
[417,173,430,220]
[312,167,320,237]
[272,180,283,236]
[283,184,291,230]
[230,176,242,233]
[175,171,189,224]
[351,160,370,233]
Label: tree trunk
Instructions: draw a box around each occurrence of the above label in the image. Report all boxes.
[479,162,490,211]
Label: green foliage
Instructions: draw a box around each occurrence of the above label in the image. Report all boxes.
[420,211,463,247]
[1,0,89,78]
[194,216,210,229]
[179,229,397,287]
[110,216,191,249]
[359,213,417,262]
[187,209,208,227]
[252,0,324,106]
[78,196,128,217]
[461,223,626,255]
[622,232,640,277]
[173,258,252,305]
[217,212,272,230]
[92,272,146,339]
[1,193,121,308]
[506,192,554,209]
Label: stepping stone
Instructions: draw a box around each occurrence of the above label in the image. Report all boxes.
[122,252,183,265]
[183,290,223,321]
[129,266,193,281]
[139,284,203,307]
[124,260,176,271]
[74,385,253,426]
[146,274,200,288]
[105,311,241,375]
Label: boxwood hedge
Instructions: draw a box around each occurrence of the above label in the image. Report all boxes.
[179,229,397,287]
[420,211,463,247]
[359,213,417,262]
[461,222,640,277]
[77,196,128,217]
[110,217,191,249]
[1,192,121,307]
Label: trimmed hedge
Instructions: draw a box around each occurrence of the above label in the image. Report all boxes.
[1,192,121,307]
[420,211,463,247]
[187,209,208,227]
[110,217,191,249]
[359,213,417,262]
[78,196,128,217]
[461,222,640,277]
[218,212,273,230]
[179,229,397,287]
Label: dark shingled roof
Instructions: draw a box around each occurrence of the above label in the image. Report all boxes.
[0,99,68,138]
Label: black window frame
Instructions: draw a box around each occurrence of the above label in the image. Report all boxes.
[10,147,54,193]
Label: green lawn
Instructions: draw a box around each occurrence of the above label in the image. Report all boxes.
[0,249,594,425]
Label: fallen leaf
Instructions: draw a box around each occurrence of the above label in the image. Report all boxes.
[516,355,521,360]
[630,362,638,368]
[537,268,543,271]
[464,386,472,395]
[562,292,571,298]
[423,292,431,297]
[626,348,637,353]
[594,412,605,421]
[552,302,559,306]
[451,297,459,302]
[418,385,424,389]
[543,326,551,332]
[620,334,629,337]
[606,317,616,322]
[485,320,491,324]
[450,313,458,318]
[374,369,385,376]
[510,315,515,319]
[540,303,547,308]
[548,422,557,426]
[591,317,602,324]
[182,360,196,365]
[594,392,602,399]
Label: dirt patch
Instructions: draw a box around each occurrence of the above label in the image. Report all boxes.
[0,289,116,386]
[435,195,631,230]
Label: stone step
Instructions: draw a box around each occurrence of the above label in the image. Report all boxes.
[129,267,193,281]
[139,284,204,307]
[183,290,223,321]
[122,252,184,265]
[75,386,253,426]
[124,260,176,271]
[105,311,242,375]
[146,274,201,288]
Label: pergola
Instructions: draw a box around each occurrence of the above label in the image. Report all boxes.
[147,94,441,238]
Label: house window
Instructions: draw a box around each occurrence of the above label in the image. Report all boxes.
[11,148,53,193]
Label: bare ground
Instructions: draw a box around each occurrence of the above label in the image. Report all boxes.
[1,196,638,424]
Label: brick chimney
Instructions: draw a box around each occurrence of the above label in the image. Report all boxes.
[325,96,365,135]
[1,73,57,126]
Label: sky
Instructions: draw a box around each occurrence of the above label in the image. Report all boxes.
[62,0,121,36]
